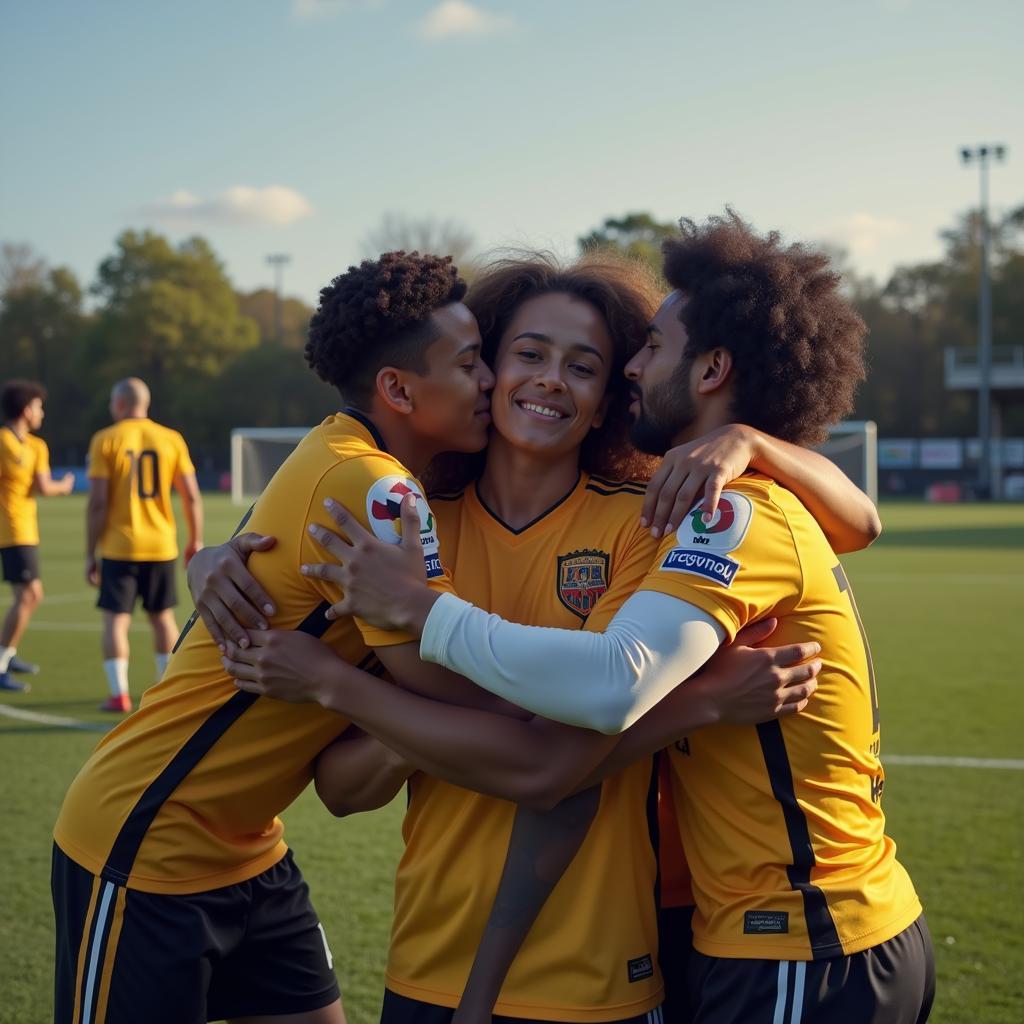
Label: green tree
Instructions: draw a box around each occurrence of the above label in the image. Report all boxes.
[578,212,677,276]
[236,288,313,350]
[82,230,259,436]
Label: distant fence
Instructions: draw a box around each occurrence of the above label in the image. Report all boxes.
[878,437,1024,498]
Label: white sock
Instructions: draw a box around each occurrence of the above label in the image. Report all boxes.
[155,652,170,678]
[103,658,129,698]
[0,646,14,673]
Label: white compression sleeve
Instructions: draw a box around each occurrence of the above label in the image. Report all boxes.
[420,590,726,734]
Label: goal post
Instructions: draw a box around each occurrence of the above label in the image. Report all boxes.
[230,427,311,505]
[817,420,877,504]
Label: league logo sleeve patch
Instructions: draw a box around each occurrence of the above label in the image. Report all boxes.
[365,475,444,579]
[659,491,753,588]
[556,549,610,619]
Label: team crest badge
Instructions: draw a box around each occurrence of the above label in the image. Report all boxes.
[365,475,443,578]
[556,549,610,619]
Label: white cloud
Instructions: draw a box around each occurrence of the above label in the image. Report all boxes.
[417,1,515,39]
[822,213,909,261]
[144,186,314,227]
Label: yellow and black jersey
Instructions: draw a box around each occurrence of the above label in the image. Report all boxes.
[637,473,920,960]
[0,426,50,547]
[387,473,665,1023]
[87,418,196,561]
[55,412,455,895]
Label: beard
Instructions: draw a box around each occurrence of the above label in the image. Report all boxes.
[629,354,698,455]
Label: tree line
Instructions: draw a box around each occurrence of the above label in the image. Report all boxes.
[2,207,1022,472]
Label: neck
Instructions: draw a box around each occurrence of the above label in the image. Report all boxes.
[672,403,730,449]
[346,405,438,476]
[476,433,581,531]
[5,418,29,439]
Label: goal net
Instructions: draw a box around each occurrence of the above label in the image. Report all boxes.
[816,420,877,504]
[230,420,879,505]
[231,427,310,504]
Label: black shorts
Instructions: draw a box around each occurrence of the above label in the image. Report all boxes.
[98,558,177,613]
[658,905,696,1024]
[1,544,39,584]
[381,989,665,1024]
[52,844,340,1024]
[686,915,935,1024]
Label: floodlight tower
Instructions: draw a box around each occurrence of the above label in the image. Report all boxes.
[266,253,291,345]
[960,144,1007,498]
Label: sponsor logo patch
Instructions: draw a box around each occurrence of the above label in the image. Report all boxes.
[743,910,789,934]
[627,954,655,983]
[556,549,609,618]
[675,492,753,553]
[365,475,444,579]
[660,548,739,587]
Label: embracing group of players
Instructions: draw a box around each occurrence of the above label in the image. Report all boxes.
[51,212,936,1024]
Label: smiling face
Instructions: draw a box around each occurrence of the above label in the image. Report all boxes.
[490,293,614,463]
[624,291,699,455]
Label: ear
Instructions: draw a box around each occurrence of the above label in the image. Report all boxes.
[590,394,610,431]
[375,367,415,416]
[695,347,733,395]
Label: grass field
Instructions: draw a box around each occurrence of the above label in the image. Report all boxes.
[2,495,1022,1024]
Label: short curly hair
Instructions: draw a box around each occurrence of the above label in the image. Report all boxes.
[662,211,866,445]
[1,379,47,421]
[305,251,468,403]
[424,250,661,494]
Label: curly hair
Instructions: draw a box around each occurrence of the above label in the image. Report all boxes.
[424,250,661,494]
[305,251,468,403]
[662,211,866,445]
[1,379,47,421]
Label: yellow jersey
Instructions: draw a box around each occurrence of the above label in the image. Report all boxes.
[387,473,665,1023]
[0,426,50,547]
[87,417,196,561]
[54,412,454,894]
[632,474,921,960]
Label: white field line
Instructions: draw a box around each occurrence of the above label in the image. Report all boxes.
[0,704,111,731]
[883,754,1024,770]
[1,700,1021,769]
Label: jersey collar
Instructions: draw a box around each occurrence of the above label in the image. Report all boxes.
[342,407,389,453]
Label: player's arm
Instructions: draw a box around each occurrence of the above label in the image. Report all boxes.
[172,470,203,566]
[314,726,414,816]
[31,439,72,496]
[34,469,74,496]
[85,477,109,587]
[643,423,881,553]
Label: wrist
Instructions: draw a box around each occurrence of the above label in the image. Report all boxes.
[683,674,723,730]
[399,587,441,635]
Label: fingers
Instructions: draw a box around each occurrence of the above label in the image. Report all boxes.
[648,466,688,538]
[300,562,346,585]
[309,519,356,560]
[770,641,822,667]
[698,471,728,525]
[640,460,672,529]
[227,559,276,619]
[233,532,277,557]
[734,617,778,648]
[664,475,704,538]
[773,662,822,715]
[399,493,421,551]
[322,499,368,544]
[203,593,256,650]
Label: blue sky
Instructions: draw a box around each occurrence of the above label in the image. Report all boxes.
[2,0,1020,304]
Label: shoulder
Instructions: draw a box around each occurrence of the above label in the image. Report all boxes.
[584,473,647,500]
[29,434,49,454]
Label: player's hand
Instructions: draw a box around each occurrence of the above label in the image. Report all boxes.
[222,630,342,705]
[183,540,204,567]
[186,534,277,651]
[641,424,761,538]
[302,494,434,632]
[85,556,100,588]
[689,618,822,725]
[60,472,75,495]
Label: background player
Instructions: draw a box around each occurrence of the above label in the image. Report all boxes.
[85,376,203,711]
[0,379,74,692]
